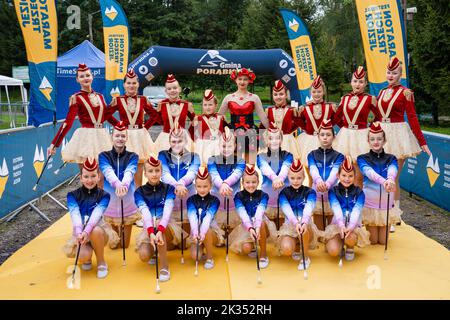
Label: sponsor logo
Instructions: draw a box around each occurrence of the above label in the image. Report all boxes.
[149,57,158,67]
[197,50,242,75]
[289,19,299,33]
[110,87,120,98]
[39,76,53,101]
[426,154,440,187]
[105,6,118,21]
[33,145,45,178]
[0,158,8,199]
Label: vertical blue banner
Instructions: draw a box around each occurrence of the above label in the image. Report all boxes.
[98,0,130,104]
[280,8,318,105]
[14,0,58,112]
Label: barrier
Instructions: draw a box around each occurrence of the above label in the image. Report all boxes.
[0,121,81,219]
[400,131,450,212]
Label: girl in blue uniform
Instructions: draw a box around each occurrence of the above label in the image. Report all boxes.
[357,122,400,245]
[208,127,246,229]
[134,156,186,282]
[98,121,140,249]
[277,159,320,269]
[158,126,201,224]
[307,119,344,231]
[63,158,118,279]
[187,166,224,270]
[257,123,294,222]
[324,156,370,261]
[229,164,277,269]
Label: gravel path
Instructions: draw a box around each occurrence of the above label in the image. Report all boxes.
[1,180,448,265]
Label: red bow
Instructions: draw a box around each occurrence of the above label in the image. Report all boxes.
[236,116,250,130]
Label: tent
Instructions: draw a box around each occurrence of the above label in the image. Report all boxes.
[27,40,106,126]
[0,75,28,128]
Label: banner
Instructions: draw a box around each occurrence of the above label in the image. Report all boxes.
[400,132,450,212]
[355,0,409,97]
[98,0,130,103]
[280,8,317,105]
[14,0,58,112]
[0,122,80,219]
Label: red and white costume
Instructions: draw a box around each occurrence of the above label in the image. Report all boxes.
[108,70,160,162]
[154,74,195,152]
[51,64,112,163]
[191,90,227,164]
[333,67,377,159]
[296,76,336,166]
[264,80,300,157]
[374,58,426,159]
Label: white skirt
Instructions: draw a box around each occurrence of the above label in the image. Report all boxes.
[362,206,402,227]
[297,132,320,167]
[134,217,188,250]
[215,209,241,229]
[282,133,301,159]
[194,138,221,165]
[126,128,154,163]
[153,132,194,154]
[62,127,112,163]
[333,127,370,159]
[381,122,422,159]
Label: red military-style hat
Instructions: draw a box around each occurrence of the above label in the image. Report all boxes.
[83,157,98,172]
[369,121,384,134]
[196,166,210,180]
[166,74,177,84]
[311,75,323,89]
[244,164,257,176]
[77,63,90,72]
[319,119,333,131]
[125,69,137,79]
[273,80,286,92]
[387,57,401,71]
[147,155,161,167]
[114,121,127,132]
[268,122,281,134]
[230,68,256,84]
[353,66,366,80]
[221,126,234,142]
[290,159,303,173]
[169,124,185,139]
[203,89,215,101]
[341,155,354,173]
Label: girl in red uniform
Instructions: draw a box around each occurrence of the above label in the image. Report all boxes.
[374,57,431,214]
[108,69,160,187]
[191,89,227,164]
[154,74,195,152]
[296,75,336,185]
[47,64,112,176]
[333,66,377,187]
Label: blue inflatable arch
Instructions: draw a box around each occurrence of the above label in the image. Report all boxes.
[129,46,303,103]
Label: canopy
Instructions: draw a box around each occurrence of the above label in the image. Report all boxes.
[0,75,27,128]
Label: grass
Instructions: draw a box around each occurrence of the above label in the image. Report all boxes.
[0,113,27,130]
[421,125,450,136]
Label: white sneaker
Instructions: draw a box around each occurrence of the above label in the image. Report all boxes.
[291,252,301,261]
[97,264,108,279]
[297,257,311,270]
[81,262,92,271]
[259,257,269,269]
[159,269,170,282]
[345,249,355,261]
[204,259,215,270]
[390,225,396,233]
[248,250,257,258]
[135,219,144,228]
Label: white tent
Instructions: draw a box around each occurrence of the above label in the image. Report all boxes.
[0,75,28,128]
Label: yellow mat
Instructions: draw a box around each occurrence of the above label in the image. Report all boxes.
[0,213,449,300]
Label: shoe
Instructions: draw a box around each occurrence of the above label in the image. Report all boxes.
[135,219,143,228]
[204,259,215,270]
[297,257,311,270]
[159,268,170,282]
[201,253,207,261]
[390,225,395,233]
[148,254,156,265]
[97,264,108,279]
[259,257,269,269]
[291,252,301,261]
[248,250,257,258]
[81,262,92,271]
[345,249,355,261]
